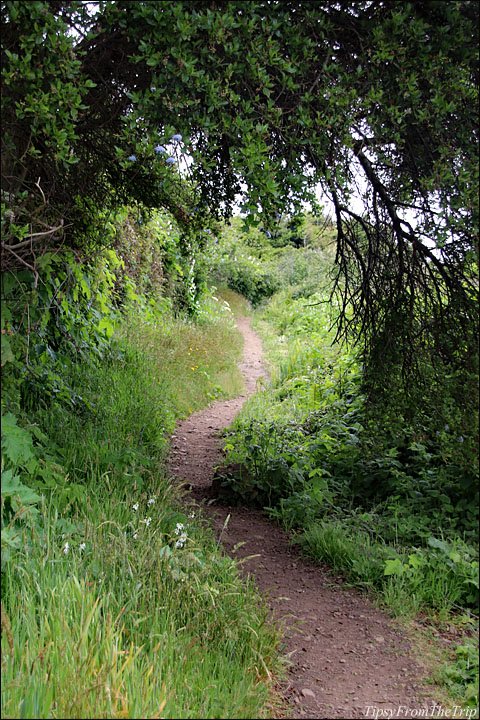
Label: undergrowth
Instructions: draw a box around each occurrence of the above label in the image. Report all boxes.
[1,216,281,718]
[215,239,479,709]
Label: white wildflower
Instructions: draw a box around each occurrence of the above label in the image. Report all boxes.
[174,522,185,536]
[175,532,187,549]
[63,542,70,555]
[143,517,152,527]
[147,496,156,506]
[133,532,138,540]
[132,503,139,511]
[79,542,86,552]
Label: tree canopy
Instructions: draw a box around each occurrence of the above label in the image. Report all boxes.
[2,0,478,388]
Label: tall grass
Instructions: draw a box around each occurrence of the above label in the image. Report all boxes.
[2,496,280,719]
[214,286,252,318]
[1,292,282,719]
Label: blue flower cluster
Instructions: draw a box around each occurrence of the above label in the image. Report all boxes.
[126,134,182,169]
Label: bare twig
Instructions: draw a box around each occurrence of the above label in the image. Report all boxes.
[444,598,479,620]
[35,177,46,205]
[1,223,65,251]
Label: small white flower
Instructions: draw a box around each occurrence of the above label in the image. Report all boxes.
[143,516,152,527]
[79,542,86,552]
[132,503,139,511]
[175,532,187,549]
[133,532,138,540]
[147,496,156,506]
[458,436,464,443]
[174,522,184,535]
[63,542,70,555]
[188,511,195,519]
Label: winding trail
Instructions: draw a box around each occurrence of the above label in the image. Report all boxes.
[169,317,436,719]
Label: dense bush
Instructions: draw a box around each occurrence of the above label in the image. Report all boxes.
[207,233,279,306]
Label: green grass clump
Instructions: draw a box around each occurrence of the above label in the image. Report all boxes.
[119,311,245,419]
[294,522,479,618]
[2,494,279,719]
[1,300,282,719]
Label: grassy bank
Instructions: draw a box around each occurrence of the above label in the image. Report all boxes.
[1,292,282,719]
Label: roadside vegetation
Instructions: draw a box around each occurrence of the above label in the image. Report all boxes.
[1,210,281,719]
[209,216,479,710]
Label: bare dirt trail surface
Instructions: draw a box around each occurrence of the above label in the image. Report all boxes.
[169,317,436,719]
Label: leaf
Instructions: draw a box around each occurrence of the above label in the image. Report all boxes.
[428,536,449,554]
[384,557,405,576]
[1,335,15,366]
[1,526,22,551]
[448,551,462,564]
[408,553,424,569]
[1,413,35,465]
[1,273,17,299]
[98,317,114,338]
[1,469,42,505]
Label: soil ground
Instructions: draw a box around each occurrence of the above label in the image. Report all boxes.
[169,317,440,719]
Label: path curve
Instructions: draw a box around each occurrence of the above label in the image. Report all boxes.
[169,317,435,719]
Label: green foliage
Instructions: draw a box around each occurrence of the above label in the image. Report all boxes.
[210,253,278,307]
[1,257,277,717]
[296,523,479,614]
[1,0,479,708]
[217,240,478,648]
[2,496,279,719]
[237,278,476,524]
[109,206,209,316]
[436,637,479,709]
[207,230,279,307]
[207,215,335,306]
[1,249,120,426]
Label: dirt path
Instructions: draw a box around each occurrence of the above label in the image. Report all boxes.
[169,317,436,719]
